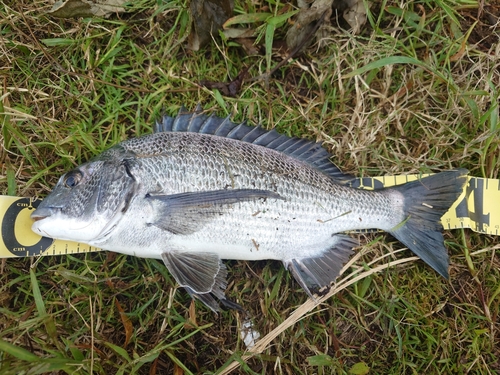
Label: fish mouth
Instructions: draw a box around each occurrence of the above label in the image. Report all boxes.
[31,207,58,222]
[31,215,47,222]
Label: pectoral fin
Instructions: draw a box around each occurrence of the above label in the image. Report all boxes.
[148,189,282,235]
[286,235,358,298]
[161,251,243,312]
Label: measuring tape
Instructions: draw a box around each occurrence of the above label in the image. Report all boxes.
[0,175,498,258]
[0,196,100,258]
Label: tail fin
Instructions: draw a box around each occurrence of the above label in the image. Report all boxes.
[387,169,468,278]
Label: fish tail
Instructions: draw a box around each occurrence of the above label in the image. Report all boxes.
[387,169,468,278]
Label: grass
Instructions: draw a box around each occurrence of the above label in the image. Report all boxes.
[1,0,499,373]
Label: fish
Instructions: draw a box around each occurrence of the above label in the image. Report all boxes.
[31,106,468,312]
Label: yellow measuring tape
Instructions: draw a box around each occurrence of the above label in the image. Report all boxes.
[0,175,498,258]
[0,196,99,258]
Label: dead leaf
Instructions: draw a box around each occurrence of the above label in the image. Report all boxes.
[341,0,369,34]
[114,298,133,347]
[173,363,184,375]
[149,357,159,375]
[184,299,198,329]
[188,0,234,50]
[102,250,117,269]
[48,0,126,19]
[221,28,260,54]
[233,38,260,55]
[285,0,332,52]
[286,0,369,51]
[199,65,250,97]
[221,27,255,40]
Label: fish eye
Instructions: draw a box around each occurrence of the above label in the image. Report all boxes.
[64,171,83,188]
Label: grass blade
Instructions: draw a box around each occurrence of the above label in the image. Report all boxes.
[343,56,426,78]
[0,339,39,361]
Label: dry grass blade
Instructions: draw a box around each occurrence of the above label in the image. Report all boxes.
[219,252,419,374]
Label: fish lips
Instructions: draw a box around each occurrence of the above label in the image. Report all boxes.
[31,206,61,238]
[31,206,59,222]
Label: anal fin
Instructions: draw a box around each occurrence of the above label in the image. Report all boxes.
[286,235,358,298]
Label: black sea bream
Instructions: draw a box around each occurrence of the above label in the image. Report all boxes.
[31,107,467,311]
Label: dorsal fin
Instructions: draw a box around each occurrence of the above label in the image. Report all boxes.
[154,106,353,181]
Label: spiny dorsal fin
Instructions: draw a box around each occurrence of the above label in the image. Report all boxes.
[154,106,352,181]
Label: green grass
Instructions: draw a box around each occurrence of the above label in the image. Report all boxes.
[1,0,499,374]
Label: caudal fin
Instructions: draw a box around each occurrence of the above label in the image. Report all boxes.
[387,169,468,278]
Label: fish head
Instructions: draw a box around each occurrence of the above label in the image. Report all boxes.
[31,154,137,243]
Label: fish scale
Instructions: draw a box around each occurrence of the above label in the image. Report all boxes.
[190,135,387,226]
[32,107,468,312]
[124,133,391,236]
